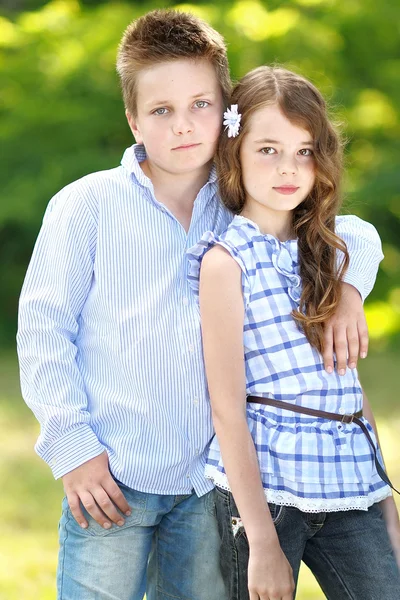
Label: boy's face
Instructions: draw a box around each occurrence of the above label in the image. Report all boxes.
[127,59,224,177]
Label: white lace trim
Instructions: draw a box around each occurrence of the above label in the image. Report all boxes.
[207,469,392,513]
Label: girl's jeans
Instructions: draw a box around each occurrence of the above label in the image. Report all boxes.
[57,484,227,600]
[215,486,400,600]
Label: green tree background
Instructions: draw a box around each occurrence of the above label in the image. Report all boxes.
[1,0,400,347]
[1,1,399,598]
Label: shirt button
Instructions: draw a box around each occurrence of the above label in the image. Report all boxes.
[188,344,194,353]
[186,473,190,478]
[195,448,200,455]
[183,297,189,306]
[338,407,345,415]
[193,397,199,406]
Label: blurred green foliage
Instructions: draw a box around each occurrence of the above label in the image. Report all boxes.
[1,0,400,345]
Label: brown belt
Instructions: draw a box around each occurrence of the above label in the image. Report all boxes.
[247,395,399,495]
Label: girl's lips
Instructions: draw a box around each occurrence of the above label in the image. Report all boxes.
[273,186,299,195]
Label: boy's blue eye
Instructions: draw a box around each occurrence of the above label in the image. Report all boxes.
[194,100,209,109]
[153,107,168,115]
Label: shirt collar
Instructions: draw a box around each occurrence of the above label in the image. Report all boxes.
[120,144,218,188]
[234,215,297,247]
[120,144,152,188]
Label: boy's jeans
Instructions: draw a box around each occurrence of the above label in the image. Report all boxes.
[57,483,227,600]
[215,486,400,600]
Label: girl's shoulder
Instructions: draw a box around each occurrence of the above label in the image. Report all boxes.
[212,214,273,260]
[186,217,254,300]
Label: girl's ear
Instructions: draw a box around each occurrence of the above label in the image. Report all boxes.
[126,110,143,144]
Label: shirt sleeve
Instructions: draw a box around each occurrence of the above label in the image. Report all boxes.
[17,184,105,479]
[335,215,384,302]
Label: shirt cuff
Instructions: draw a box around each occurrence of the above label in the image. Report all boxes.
[342,269,365,302]
[38,425,105,479]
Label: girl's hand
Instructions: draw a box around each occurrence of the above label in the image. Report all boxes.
[323,282,368,375]
[248,544,295,600]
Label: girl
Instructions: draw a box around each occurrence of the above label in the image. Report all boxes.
[187,66,400,600]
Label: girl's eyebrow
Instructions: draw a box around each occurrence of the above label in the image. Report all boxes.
[253,138,314,145]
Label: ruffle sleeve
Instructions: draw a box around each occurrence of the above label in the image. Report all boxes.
[187,231,251,307]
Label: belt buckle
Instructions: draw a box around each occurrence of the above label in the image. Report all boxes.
[341,413,354,424]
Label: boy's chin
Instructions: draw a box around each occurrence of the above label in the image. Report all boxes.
[170,155,214,173]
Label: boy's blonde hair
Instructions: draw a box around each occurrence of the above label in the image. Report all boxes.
[116,9,231,117]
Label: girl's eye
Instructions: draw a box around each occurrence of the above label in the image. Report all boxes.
[194,100,209,109]
[298,148,313,156]
[153,107,169,116]
[260,147,276,155]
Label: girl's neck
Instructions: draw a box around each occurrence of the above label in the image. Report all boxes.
[240,205,294,242]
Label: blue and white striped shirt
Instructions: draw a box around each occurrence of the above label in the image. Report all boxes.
[17,145,384,496]
[187,216,389,511]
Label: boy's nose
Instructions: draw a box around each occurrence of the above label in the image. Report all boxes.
[172,115,194,136]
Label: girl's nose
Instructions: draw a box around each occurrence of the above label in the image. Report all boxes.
[278,156,297,176]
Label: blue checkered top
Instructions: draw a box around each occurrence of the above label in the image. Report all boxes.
[187,215,391,512]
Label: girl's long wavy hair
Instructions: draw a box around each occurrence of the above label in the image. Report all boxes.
[216,66,349,353]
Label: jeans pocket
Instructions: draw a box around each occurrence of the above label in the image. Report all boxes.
[232,504,286,540]
[368,501,384,520]
[268,502,286,527]
[204,488,217,517]
[62,487,147,538]
[215,489,286,539]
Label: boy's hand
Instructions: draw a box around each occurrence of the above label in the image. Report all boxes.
[380,496,400,570]
[323,282,368,375]
[387,523,400,571]
[62,451,131,529]
[248,544,294,600]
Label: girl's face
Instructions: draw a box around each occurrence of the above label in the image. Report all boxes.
[239,104,316,224]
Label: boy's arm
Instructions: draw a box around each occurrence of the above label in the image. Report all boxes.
[336,215,384,301]
[322,216,384,374]
[17,186,130,528]
[199,247,294,600]
[362,391,400,568]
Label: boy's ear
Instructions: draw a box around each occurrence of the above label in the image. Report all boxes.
[126,110,143,144]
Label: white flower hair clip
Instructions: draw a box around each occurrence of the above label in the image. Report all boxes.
[223,104,241,138]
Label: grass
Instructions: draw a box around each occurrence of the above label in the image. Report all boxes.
[1,349,399,600]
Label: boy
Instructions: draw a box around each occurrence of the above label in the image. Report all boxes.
[17,9,384,600]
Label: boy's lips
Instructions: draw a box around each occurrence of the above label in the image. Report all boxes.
[172,143,201,151]
[273,185,300,195]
